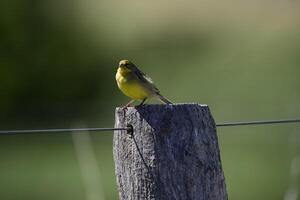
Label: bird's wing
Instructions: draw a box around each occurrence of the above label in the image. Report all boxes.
[134,68,160,93]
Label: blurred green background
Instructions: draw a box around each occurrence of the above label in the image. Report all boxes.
[1,0,300,199]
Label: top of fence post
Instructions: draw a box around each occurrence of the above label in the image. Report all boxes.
[113,103,227,200]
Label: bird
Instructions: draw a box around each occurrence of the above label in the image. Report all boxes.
[116,60,172,107]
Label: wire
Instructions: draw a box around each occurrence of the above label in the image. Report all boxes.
[216,118,300,127]
[0,127,130,135]
[0,118,299,135]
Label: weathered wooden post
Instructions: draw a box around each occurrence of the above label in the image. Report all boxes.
[113,104,227,200]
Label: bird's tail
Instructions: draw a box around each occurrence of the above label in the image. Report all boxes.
[156,93,173,104]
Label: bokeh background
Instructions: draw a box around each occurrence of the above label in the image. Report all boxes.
[1,0,300,199]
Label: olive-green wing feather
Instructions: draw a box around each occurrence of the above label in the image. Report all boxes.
[133,67,160,93]
[132,65,173,104]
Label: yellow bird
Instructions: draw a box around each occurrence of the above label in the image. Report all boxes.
[116,60,172,107]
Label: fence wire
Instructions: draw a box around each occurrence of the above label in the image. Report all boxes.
[0,118,299,135]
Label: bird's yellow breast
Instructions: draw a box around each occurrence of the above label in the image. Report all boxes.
[116,68,151,100]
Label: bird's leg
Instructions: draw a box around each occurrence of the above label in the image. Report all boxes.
[122,100,135,109]
[136,98,147,107]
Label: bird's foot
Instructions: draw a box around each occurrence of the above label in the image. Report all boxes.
[121,104,131,110]
[122,100,135,110]
[135,98,147,108]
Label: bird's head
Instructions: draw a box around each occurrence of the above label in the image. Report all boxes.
[118,60,137,72]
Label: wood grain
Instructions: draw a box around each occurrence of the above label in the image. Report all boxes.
[113,104,227,200]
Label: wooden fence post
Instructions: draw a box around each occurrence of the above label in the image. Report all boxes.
[113,104,227,200]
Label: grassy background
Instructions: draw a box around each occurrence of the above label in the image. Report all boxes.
[0,0,300,199]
